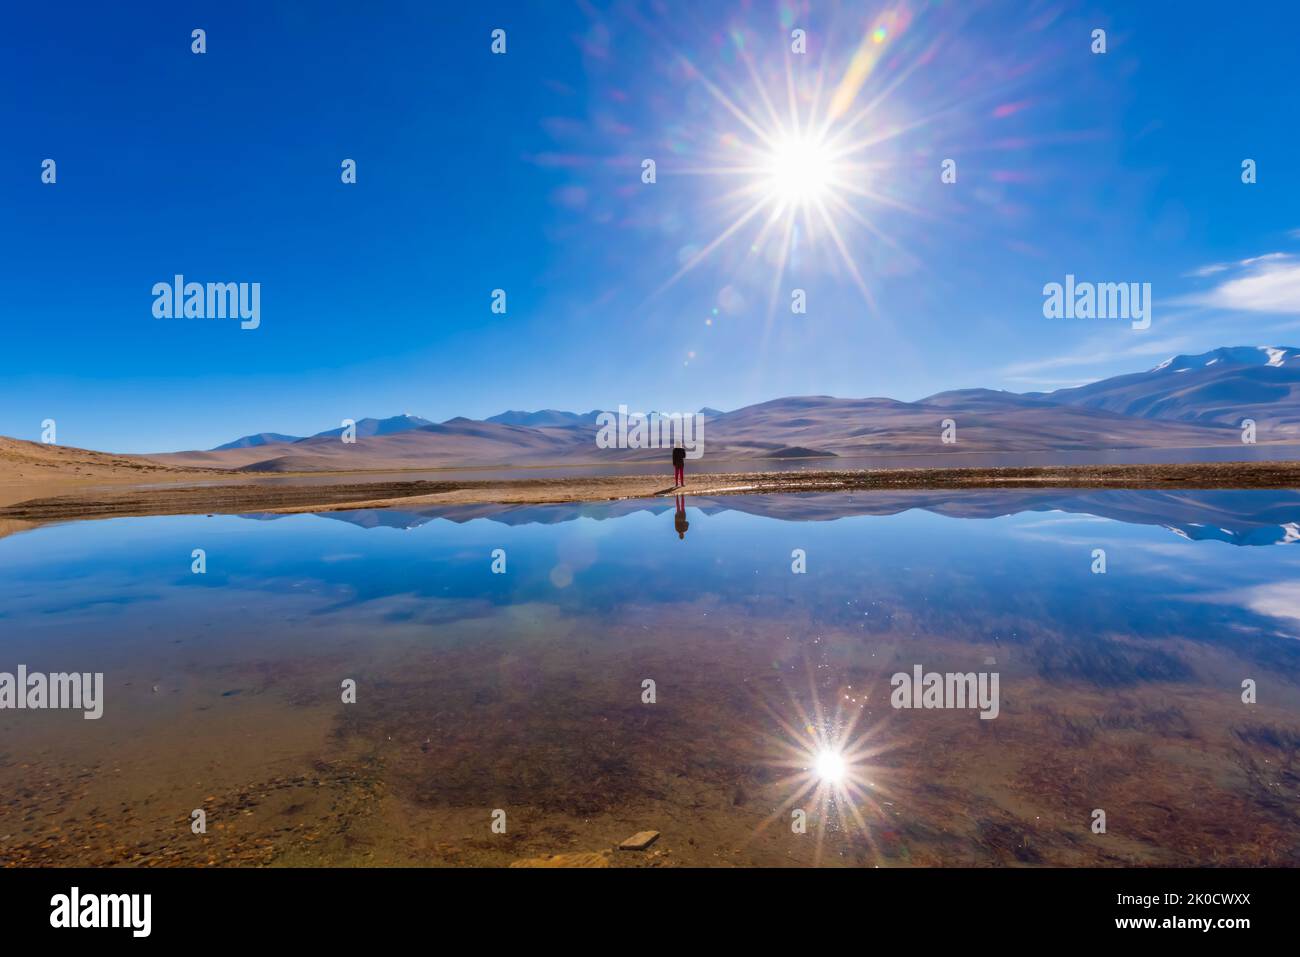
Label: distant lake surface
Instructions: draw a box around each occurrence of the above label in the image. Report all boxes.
[2,490,1299,866]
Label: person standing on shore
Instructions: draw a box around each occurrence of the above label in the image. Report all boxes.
[672,443,686,488]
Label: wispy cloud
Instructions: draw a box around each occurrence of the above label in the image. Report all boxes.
[1183,253,1300,314]
[1184,252,1288,278]
[1000,335,1196,379]
[1000,251,1300,386]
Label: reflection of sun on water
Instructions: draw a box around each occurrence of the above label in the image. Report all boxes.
[813,748,847,785]
[747,662,902,866]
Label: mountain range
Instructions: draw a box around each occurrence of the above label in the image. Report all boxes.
[151,346,1300,472]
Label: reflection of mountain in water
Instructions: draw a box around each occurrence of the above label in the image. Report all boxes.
[242,490,1300,547]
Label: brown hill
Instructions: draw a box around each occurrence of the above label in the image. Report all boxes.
[0,436,214,512]
[0,435,185,482]
[148,393,1253,472]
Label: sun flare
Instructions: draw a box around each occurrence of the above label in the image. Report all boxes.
[813,748,847,784]
[656,17,923,313]
[763,135,836,206]
[743,661,905,866]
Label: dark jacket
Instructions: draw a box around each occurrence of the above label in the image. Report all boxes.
[672,446,686,467]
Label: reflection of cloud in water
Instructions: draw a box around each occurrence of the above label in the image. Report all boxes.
[1230,582,1300,629]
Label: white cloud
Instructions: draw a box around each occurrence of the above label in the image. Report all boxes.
[1000,250,1300,388]
[1186,252,1287,278]
[1185,253,1300,315]
[1000,335,1195,378]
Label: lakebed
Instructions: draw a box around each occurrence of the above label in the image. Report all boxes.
[2,488,1298,867]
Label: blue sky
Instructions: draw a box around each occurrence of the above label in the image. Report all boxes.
[2,0,1298,453]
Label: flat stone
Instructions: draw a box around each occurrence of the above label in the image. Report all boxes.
[618,830,660,850]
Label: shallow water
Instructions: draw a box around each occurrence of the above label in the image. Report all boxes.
[2,490,1298,867]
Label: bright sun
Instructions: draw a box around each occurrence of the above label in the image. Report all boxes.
[764,135,835,206]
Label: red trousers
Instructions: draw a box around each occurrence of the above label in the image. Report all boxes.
[674,466,684,485]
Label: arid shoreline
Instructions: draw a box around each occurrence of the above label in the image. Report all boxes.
[1,460,1298,526]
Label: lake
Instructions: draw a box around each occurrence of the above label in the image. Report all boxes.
[2,489,1298,866]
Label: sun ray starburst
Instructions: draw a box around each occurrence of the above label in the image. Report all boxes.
[742,657,906,866]
[652,11,929,317]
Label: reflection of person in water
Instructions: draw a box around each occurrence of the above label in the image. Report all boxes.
[674,494,689,540]
[672,443,686,488]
